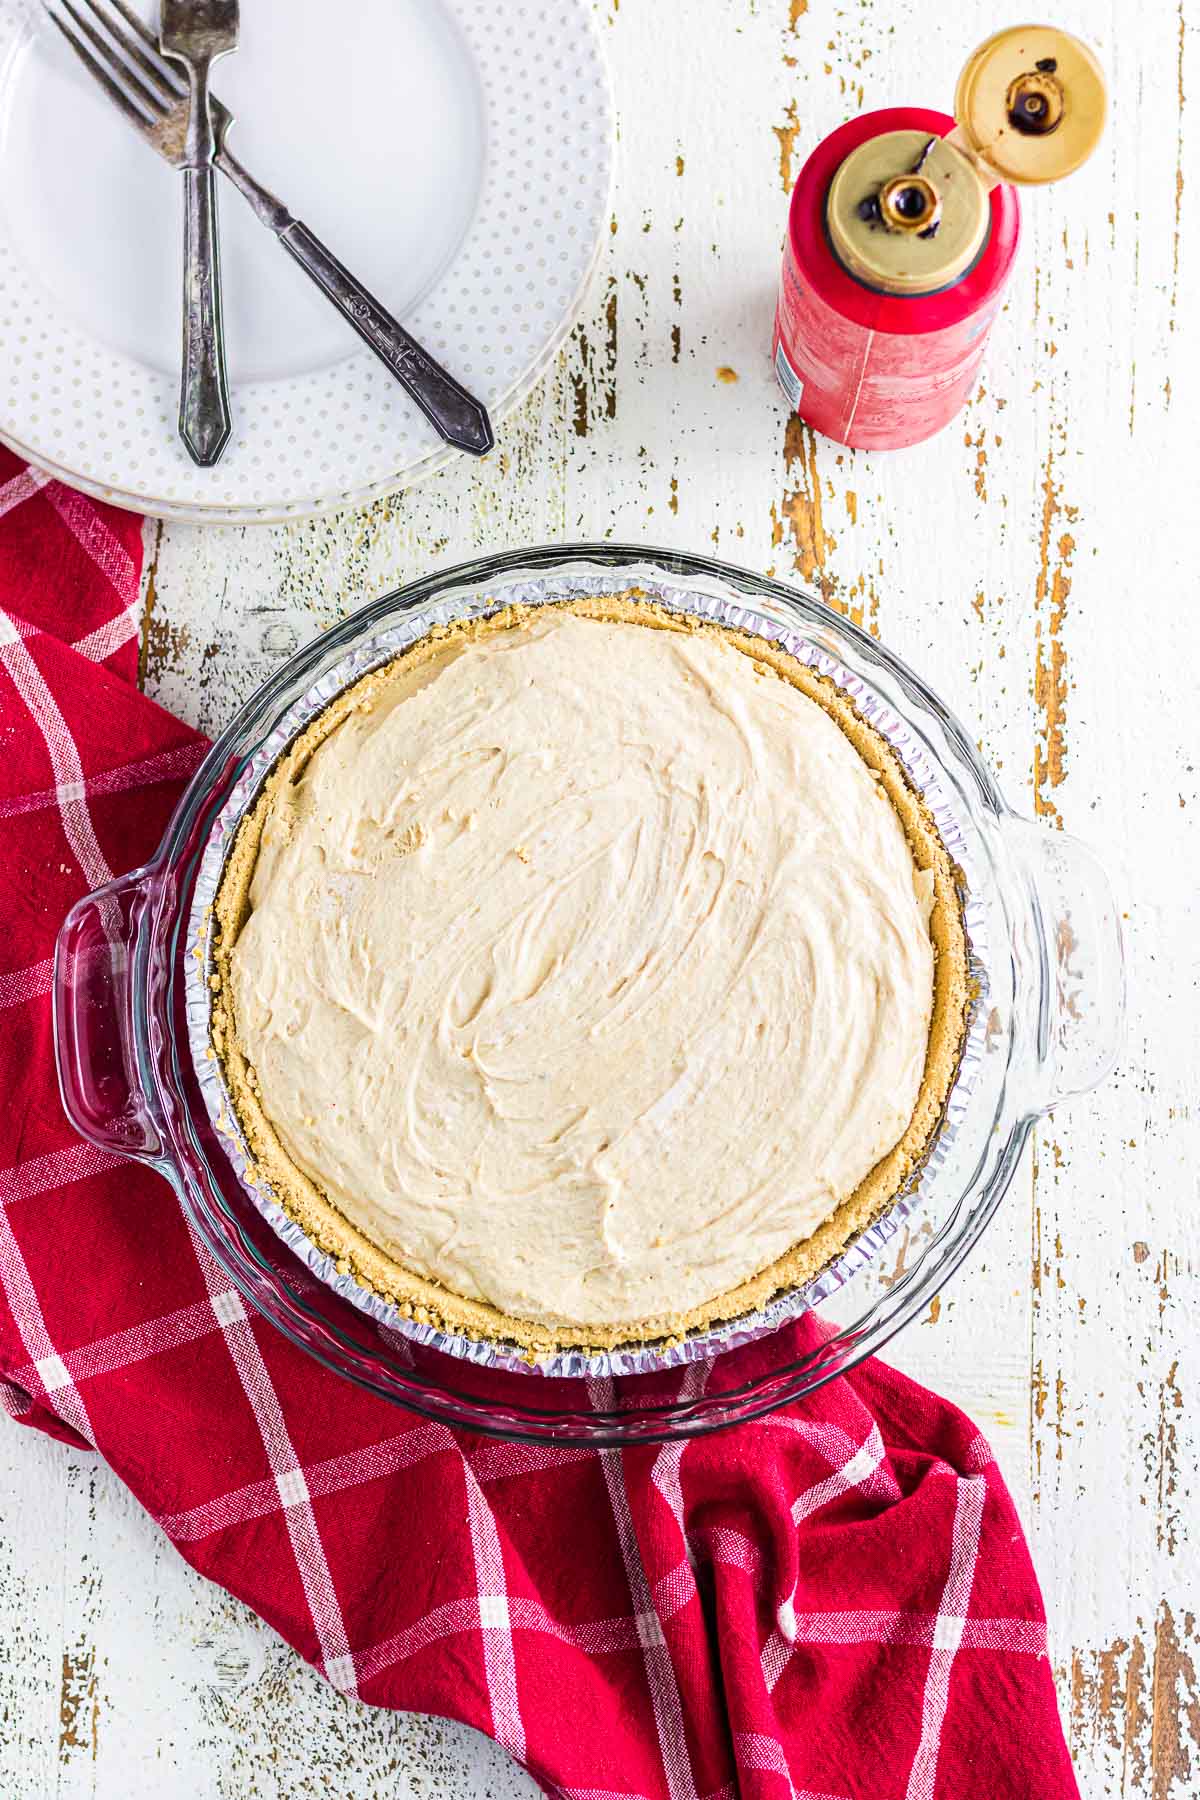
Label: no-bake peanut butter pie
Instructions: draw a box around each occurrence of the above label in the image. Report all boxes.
[211,598,969,1354]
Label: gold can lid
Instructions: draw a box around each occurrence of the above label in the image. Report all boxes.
[827,130,990,296]
[953,25,1107,186]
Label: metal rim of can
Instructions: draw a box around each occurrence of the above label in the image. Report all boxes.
[783,107,1021,334]
[826,128,992,297]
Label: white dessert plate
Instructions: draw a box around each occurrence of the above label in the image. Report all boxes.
[0,0,612,521]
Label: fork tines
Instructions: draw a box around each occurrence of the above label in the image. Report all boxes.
[44,0,186,129]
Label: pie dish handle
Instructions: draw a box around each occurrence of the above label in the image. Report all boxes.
[1005,818,1127,1112]
[53,867,165,1164]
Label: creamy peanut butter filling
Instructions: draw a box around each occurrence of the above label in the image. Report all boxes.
[225,608,938,1333]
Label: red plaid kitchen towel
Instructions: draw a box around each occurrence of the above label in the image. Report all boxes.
[0,448,1079,1800]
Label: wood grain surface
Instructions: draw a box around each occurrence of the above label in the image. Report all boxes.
[2,1,1196,1794]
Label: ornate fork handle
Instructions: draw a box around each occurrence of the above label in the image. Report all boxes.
[179,163,232,465]
[210,148,493,457]
[276,223,494,456]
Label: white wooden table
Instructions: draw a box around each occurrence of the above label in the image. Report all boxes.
[3,1,1197,1793]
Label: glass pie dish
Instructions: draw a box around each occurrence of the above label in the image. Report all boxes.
[53,545,1125,1442]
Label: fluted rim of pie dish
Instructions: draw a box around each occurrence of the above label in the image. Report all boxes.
[203,594,972,1363]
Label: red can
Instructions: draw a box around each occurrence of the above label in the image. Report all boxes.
[773,108,1019,451]
[772,28,1107,451]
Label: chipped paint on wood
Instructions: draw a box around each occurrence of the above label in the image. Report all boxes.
[136,519,163,692]
[1068,1606,1200,1797]
[771,420,881,635]
[773,416,835,598]
[965,424,989,503]
[773,100,801,193]
[58,1643,99,1764]
[569,273,619,439]
[1032,447,1076,826]
[1157,1357,1183,1559]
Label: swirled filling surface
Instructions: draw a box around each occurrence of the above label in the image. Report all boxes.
[230,610,935,1328]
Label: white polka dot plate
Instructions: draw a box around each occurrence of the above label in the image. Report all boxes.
[0,0,612,521]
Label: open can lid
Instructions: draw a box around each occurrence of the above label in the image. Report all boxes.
[952,24,1107,186]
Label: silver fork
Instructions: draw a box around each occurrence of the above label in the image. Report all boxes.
[43,0,495,460]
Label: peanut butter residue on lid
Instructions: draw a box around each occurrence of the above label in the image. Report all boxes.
[952,25,1107,187]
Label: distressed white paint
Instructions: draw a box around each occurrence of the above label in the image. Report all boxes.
[1,0,1197,1793]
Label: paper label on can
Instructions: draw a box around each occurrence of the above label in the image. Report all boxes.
[773,340,804,411]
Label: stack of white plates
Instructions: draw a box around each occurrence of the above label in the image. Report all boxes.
[0,0,613,521]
